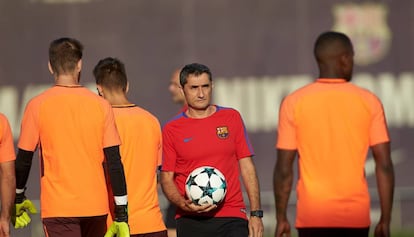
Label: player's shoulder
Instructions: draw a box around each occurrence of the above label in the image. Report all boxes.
[85,89,111,106]
[279,82,313,105]
[213,105,247,124]
[349,83,382,103]
[0,113,7,132]
[24,87,52,107]
[0,113,6,121]
[163,111,190,133]
[132,105,161,124]
[351,83,378,96]
[32,85,98,100]
[215,105,236,112]
[75,90,115,116]
[164,112,186,126]
[215,105,241,116]
[286,81,316,97]
[0,113,10,127]
[132,105,153,115]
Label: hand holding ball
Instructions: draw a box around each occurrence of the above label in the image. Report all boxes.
[185,166,227,205]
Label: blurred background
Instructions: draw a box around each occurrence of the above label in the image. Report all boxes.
[1,0,413,236]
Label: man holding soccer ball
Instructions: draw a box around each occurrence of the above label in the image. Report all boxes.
[160,63,264,237]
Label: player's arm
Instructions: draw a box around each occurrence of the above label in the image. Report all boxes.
[159,128,188,210]
[13,149,37,229]
[239,157,261,211]
[371,142,394,237]
[160,171,185,208]
[160,171,214,213]
[0,160,15,230]
[15,149,34,192]
[103,145,128,222]
[273,149,296,237]
[0,115,16,232]
[239,156,264,237]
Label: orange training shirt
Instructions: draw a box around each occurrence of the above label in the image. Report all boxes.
[0,113,16,163]
[18,85,121,218]
[109,105,166,234]
[276,78,389,228]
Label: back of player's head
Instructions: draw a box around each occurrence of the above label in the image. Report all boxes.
[49,37,83,76]
[314,31,353,62]
[180,63,212,87]
[93,57,128,92]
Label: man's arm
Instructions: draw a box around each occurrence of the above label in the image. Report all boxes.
[15,149,34,191]
[239,157,264,237]
[103,146,128,222]
[160,171,214,213]
[0,160,15,232]
[160,171,186,208]
[12,149,37,229]
[273,149,296,237]
[239,157,261,211]
[371,142,394,237]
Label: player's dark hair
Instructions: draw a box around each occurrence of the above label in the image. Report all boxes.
[179,63,212,87]
[93,57,128,92]
[49,37,83,76]
[314,31,353,61]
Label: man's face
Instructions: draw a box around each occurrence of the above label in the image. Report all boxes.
[182,73,212,110]
[168,70,185,104]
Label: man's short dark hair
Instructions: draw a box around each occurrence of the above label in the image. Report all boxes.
[49,37,83,75]
[314,31,353,61]
[93,57,128,92]
[179,63,212,87]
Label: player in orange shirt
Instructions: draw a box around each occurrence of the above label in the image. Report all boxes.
[0,113,16,237]
[94,57,167,237]
[13,38,129,237]
[273,31,395,237]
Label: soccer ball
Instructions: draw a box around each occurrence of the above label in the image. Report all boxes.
[185,166,227,205]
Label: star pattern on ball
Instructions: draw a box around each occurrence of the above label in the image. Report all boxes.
[186,174,197,186]
[185,166,227,205]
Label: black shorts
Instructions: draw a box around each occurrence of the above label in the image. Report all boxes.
[43,215,107,237]
[131,230,168,237]
[165,203,177,228]
[297,227,370,237]
[176,216,248,237]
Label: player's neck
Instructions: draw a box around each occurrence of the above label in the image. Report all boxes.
[106,93,131,106]
[186,105,216,119]
[55,73,80,86]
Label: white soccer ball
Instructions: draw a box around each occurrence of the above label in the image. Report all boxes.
[185,166,227,205]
